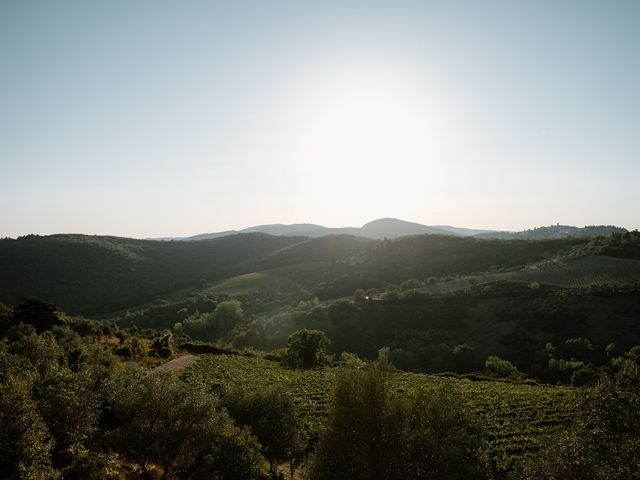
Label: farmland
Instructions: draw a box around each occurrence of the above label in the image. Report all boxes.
[512,254,640,288]
[183,354,579,473]
[421,254,640,295]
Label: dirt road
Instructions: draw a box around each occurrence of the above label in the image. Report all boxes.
[155,353,199,373]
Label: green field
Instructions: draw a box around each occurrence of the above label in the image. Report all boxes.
[183,354,579,472]
[420,254,640,295]
[512,254,640,287]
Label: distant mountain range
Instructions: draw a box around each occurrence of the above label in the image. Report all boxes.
[151,218,627,241]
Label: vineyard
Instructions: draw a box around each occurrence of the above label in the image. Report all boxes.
[183,354,579,472]
[512,254,640,288]
[420,254,640,295]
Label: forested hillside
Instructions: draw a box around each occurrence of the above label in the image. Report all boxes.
[0,233,591,315]
[0,234,302,314]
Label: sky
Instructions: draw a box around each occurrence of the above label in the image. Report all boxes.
[1,0,639,238]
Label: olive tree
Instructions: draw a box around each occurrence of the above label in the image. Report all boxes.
[222,383,301,477]
[287,329,330,367]
[307,365,490,480]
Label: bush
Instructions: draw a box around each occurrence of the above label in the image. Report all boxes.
[307,365,489,480]
[222,383,301,476]
[485,356,520,378]
[287,329,330,367]
[0,375,58,480]
[103,367,268,478]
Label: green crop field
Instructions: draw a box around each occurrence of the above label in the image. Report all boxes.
[183,354,579,472]
[513,255,640,288]
[420,254,640,295]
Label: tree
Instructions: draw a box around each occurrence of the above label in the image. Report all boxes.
[307,366,489,480]
[114,336,148,362]
[485,356,520,378]
[34,367,100,468]
[307,366,390,480]
[8,331,65,377]
[180,300,244,342]
[192,421,268,480]
[12,298,63,333]
[556,338,594,363]
[452,344,476,373]
[103,367,267,479]
[222,383,301,477]
[150,332,174,359]
[287,329,330,367]
[0,375,58,480]
[399,384,489,479]
[212,300,244,335]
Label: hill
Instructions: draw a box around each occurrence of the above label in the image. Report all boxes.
[186,223,326,241]
[477,224,627,240]
[0,233,302,315]
[0,232,597,316]
[156,219,629,242]
[181,218,456,241]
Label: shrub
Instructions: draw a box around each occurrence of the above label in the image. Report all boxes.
[485,356,520,378]
[287,329,330,367]
[307,365,490,480]
[221,383,301,476]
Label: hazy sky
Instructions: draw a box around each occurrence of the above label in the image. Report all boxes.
[1,1,639,238]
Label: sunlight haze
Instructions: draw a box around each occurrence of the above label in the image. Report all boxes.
[1,1,639,237]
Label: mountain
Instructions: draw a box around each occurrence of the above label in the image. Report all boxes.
[355,218,453,238]
[433,225,496,236]
[170,218,465,241]
[153,220,628,242]
[186,223,327,241]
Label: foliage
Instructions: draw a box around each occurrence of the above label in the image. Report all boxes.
[34,367,100,468]
[307,365,489,479]
[179,300,244,341]
[103,367,267,478]
[452,343,477,372]
[0,305,269,479]
[287,329,330,367]
[0,374,58,480]
[0,233,591,315]
[0,233,301,314]
[221,382,301,474]
[485,356,521,379]
[113,336,148,362]
[195,421,268,480]
[184,353,579,472]
[11,298,64,333]
[511,364,640,480]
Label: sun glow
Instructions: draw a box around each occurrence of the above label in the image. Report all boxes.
[285,68,452,198]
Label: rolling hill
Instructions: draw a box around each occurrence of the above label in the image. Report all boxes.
[180,218,456,241]
[0,231,596,316]
[153,219,628,242]
[0,233,302,314]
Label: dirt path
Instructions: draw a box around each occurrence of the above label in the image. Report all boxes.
[155,353,199,373]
